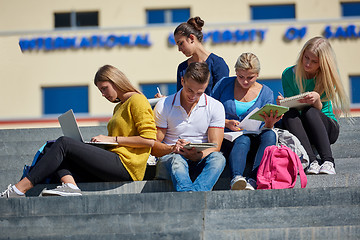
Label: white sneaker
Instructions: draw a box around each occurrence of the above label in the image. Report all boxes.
[230,176,247,190]
[245,182,255,191]
[0,184,25,198]
[245,178,257,190]
[319,161,336,175]
[41,183,82,196]
[306,160,321,174]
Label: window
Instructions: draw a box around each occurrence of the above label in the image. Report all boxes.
[341,2,360,17]
[54,11,98,28]
[42,86,89,115]
[350,76,360,105]
[251,4,296,20]
[140,83,177,99]
[146,8,190,24]
[258,79,283,101]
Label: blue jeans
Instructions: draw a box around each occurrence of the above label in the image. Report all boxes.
[228,129,277,179]
[156,152,225,192]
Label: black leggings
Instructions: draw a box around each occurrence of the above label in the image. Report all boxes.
[26,136,132,185]
[282,107,339,164]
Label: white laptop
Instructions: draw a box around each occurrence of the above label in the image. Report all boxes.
[58,109,118,146]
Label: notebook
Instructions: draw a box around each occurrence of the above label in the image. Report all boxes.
[279,92,310,109]
[249,104,289,121]
[183,142,217,151]
[58,109,118,146]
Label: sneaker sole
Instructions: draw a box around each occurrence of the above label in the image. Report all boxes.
[319,170,336,175]
[306,170,319,175]
[245,185,255,190]
[231,179,247,190]
[41,190,82,197]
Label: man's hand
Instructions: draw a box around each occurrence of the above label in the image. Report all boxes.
[177,146,203,162]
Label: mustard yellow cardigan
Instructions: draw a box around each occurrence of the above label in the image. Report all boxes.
[107,94,157,181]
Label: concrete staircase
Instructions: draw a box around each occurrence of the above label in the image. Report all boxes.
[0,118,359,239]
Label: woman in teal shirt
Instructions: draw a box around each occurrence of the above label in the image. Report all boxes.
[278,36,350,175]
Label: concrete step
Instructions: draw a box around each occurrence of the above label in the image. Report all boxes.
[3,226,358,240]
[1,187,359,239]
[204,225,360,240]
[14,169,358,196]
[0,129,358,158]
[0,126,106,143]
[1,157,359,193]
[0,117,355,143]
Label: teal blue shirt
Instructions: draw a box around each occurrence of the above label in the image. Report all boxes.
[235,94,259,117]
[281,66,337,122]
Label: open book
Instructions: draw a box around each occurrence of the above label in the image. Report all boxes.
[249,104,289,121]
[223,108,263,142]
[279,92,310,109]
[183,142,217,151]
[224,129,269,142]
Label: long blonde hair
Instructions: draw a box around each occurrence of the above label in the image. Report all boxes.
[94,65,141,95]
[295,36,350,117]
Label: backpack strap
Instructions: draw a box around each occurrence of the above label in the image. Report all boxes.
[284,145,307,188]
[257,145,278,189]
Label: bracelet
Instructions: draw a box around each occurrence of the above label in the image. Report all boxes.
[115,136,118,142]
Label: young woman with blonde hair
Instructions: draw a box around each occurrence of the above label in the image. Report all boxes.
[277,36,350,175]
[212,53,282,190]
[1,65,157,198]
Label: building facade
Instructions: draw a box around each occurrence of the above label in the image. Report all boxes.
[1,0,359,128]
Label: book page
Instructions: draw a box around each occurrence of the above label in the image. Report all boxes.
[224,131,244,142]
[238,108,262,131]
[248,104,289,121]
[279,92,310,109]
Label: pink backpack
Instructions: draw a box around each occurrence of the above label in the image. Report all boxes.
[257,145,307,189]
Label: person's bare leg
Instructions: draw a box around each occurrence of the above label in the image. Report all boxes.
[15,175,77,194]
[14,177,33,194]
[60,175,77,187]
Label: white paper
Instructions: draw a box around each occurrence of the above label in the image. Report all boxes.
[238,107,262,131]
[223,108,263,142]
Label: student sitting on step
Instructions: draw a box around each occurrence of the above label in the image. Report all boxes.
[211,52,282,191]
[277,36,350,175]
[0,65,157,198]
[151,62,226,192]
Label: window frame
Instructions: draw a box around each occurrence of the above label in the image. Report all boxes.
[42,85,89,115]
[54,11,99,29]
[341,2,360,17]
[146,8,190,25]
[250,4,296,21]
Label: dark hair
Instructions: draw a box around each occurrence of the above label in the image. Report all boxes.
[184,62,210,84]
[174,16,204,42]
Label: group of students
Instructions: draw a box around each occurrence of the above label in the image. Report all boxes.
[1,17,350,198]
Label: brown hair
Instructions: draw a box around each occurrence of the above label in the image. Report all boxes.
[184,62,210,84]
[174,16,204,42]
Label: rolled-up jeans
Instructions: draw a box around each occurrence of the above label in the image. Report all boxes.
[156,152,225,192]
